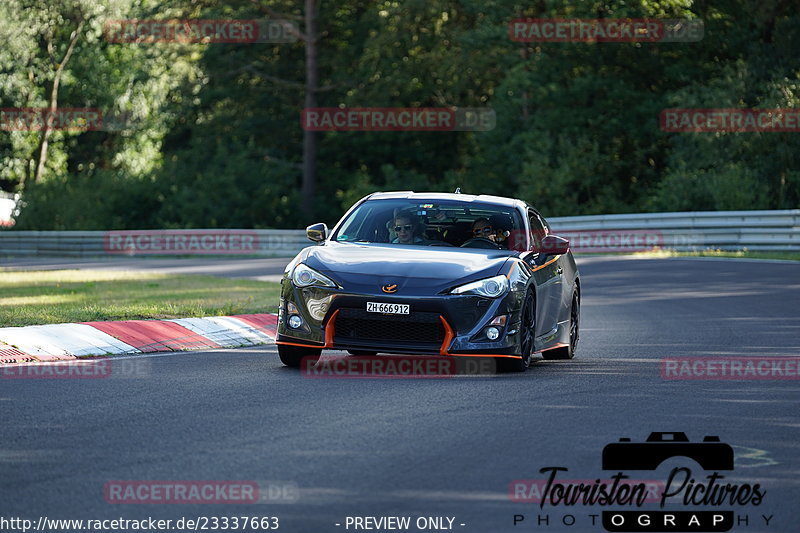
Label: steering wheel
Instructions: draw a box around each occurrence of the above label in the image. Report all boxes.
[460,237,503,249]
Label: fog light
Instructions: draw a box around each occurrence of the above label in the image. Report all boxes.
[486,327,500,340]
[288,315,303,329]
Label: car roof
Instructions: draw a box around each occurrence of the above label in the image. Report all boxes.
[366,191,528,210]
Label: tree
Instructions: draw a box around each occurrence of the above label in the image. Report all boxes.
[31,9,85,186]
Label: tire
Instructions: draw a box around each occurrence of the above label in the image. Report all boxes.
[278,343,321,368]
[347,350,378,356]
[498,290,535,373]
[542,290,579,360]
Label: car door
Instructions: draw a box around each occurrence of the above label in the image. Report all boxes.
[524,209,564,340]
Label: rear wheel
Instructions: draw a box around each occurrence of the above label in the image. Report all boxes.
[278,344,321,368]
[542,290,579,360]
[498,290,535,373]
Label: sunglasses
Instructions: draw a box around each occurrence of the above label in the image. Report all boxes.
[473,227,494,235]
[394,224,413,232]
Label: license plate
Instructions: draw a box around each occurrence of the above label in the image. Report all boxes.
[366,302,410,315]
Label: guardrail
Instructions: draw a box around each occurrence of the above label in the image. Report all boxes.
[547,209,800,252]
[0,229,309,257]
[0,210,798,257]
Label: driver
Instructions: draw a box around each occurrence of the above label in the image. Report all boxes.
[391,212,424,244]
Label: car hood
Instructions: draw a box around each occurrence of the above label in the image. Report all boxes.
[302,242,513,295]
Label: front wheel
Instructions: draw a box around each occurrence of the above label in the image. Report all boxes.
[542,290,579,360]
[278,344,321,368]
[498,290,535,373]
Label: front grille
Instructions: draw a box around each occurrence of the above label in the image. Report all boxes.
[333,307,445,345]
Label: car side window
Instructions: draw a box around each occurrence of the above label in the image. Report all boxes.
[528,211,546,251]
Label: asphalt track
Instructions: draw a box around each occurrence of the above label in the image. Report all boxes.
[2,256,799,533]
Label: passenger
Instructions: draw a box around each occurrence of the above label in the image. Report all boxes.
[471,218,495,241]
[471,217,508,248]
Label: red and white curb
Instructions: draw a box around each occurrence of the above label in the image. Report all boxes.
[0,313,277,365]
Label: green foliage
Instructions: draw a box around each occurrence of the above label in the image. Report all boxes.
[13,169,159,229]
[4,0,800,229]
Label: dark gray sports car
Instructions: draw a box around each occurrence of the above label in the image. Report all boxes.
[276,191,580,372]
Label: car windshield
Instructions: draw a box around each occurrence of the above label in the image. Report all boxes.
[332,198,527,251]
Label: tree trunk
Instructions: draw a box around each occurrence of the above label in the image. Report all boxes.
[301,0,318,221]
[31,19,84,187]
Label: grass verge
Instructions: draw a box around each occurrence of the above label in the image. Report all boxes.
[626,249,800,261]
[0,270,281,327]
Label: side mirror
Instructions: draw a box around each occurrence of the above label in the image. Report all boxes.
[540,234,570,255]
[306,223,328,243]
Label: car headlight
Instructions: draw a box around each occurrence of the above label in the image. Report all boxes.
[451,275,509,298]
[291,263,337,288]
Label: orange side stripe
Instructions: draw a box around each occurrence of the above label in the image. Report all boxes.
[531,255,560,272]
[276,340,325,348]
[439,316,455,355]
[323,309,340,348]
[446,353,523,359]
[536,343,568,353]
